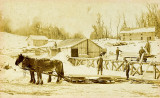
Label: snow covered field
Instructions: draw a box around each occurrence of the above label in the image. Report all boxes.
[0,32,160,97]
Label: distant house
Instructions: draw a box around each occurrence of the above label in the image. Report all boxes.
[58,39,103,58]
[26,35,48,47]
[120,27,156,41]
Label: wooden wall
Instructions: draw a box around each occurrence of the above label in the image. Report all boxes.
[120,32,155,41]
[88,40,102,58]
[72,39,102,58]
[33,40,48,46]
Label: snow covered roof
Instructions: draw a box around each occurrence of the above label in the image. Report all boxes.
[27,35,48,40]
[120,27,155,34]
[40,42,55,48]
[58,39,86,48]
[58,39,103,49]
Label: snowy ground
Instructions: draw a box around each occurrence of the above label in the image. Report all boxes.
[0,32,160,97]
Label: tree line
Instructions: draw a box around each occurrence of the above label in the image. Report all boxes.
[0,3,160,39]
[0,14,85,39]
[136,4,160,37]
[90,3,160,39]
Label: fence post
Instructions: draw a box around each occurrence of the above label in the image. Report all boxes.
[122,61,124,72]
[140,63,143,75]
[111,61,114,70]
[154,64,156,79]
[130,63,133,75]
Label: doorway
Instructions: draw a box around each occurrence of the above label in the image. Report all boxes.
[71,49,78,57]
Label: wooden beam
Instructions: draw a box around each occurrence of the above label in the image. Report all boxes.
[104,61,109,70]
[132,63,143,76]
[130,64,141,75]
[87,39,88,55]
[111,61,117,70]
[115,62,124,71]
[155,66,160,79]
[154,64,157,79]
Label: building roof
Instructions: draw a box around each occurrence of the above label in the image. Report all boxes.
[58,39,103,49]
[120,27,155,34]
[58,39,86,48]
[27,35,48,40]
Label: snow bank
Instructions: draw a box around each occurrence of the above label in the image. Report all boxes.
[0,32,27,56]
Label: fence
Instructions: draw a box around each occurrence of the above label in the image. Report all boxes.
[68,57,160,79]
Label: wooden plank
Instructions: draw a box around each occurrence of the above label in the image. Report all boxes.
[111,61,117,70]
[141,57,155,79]
[132,64,142,76]
[68,74,122,78]
[132,53,144,76]
[157,73,160,79]
[104,61,109,70]
[154,65,157,79]
[115,62,124,71]
[155,67,160,79]
[77,59,83,66]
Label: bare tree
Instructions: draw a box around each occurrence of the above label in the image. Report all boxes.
[104,26,108,39]
[109,18,112,37]
[116,14,121,40]
[90,13,105,40]
[121,14,127,31]
[136,3,160,37]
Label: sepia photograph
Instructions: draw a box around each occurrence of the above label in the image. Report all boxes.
[0,0,160,97]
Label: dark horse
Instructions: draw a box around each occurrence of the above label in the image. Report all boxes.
[15,54,64,85]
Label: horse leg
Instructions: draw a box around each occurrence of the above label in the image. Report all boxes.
[29,71,33,83]
[36,71,40,85]
[56,74,60,83]
[40,72,43,85]
[32,72,36,84]
[30,71,36,84]
[48,72,52,83]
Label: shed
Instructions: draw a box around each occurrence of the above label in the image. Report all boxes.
[26,35,48,47]
[120,27,155,41]
[58,39,103,58]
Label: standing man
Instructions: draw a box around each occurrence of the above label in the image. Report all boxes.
[97,54,103,75]
[145,40,151,55]
[116,47,122,60]
[124,58,130,80]
[54,42,57,48]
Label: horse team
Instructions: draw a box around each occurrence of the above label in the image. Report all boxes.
[15,54,65,85]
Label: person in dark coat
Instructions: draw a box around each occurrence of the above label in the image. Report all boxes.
[139,46,146,59]
[97,54,103,75]
[116,47,122,60]
[54,42,57,48]
[145,40,151,55]
[124,58,130,80]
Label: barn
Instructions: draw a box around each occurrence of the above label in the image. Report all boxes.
[57,39,103,58]
[120,27,156,41]
[26,35,48,47]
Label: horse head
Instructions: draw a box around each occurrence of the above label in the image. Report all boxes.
[22,57,30,69]
[15,54,24,66]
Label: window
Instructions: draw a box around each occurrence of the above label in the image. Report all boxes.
[147,37,151,40]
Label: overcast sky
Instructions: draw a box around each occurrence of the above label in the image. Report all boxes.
[0,0,160,38]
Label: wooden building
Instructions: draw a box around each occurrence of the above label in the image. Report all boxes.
[120,27,155,41]
[58,39,103,58]
[26,35,48,47]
